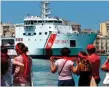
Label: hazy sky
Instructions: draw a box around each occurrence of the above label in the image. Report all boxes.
[1,1,109,30]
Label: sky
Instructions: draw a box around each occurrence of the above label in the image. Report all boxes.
[1,1,109,30]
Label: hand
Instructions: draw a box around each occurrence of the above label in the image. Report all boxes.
[50,56,54,61]
[15,67,20,74]
[11,59,24,66]
[76,61,79,65]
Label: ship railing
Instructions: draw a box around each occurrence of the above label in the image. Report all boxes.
[24,24,35,27]
[4,46,15,49]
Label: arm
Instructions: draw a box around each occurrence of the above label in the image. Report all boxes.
[71,66,78,74]
[12,57,24,75]
[50,56,57,73]
[101,59,109,72]
[101,64,108,72]
[71,61,80,75]
[11,59,24,66]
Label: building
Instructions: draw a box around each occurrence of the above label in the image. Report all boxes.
[71,22,81,32]
[62,20,81,32]
[100,21,109,36]
[94,36,109,55]
[0,22,3,36]
[81,29,98,33]
[2,22,15,38]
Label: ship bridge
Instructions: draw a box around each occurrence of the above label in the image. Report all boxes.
[24,16,63,25]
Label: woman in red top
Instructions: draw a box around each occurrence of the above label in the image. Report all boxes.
[13,43,32,86]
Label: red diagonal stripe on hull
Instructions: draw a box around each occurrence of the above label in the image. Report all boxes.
[46,34,57,48]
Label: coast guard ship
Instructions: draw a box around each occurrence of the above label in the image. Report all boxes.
[14,1,97,56]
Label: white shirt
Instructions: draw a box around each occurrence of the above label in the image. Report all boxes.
[55,59,74,80]
[103,72,109,85]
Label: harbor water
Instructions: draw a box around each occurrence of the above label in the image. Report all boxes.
[32,56,107,86]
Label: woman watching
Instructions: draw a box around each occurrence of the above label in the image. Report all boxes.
[13,43,32,86]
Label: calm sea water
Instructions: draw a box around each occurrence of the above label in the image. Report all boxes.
[32,56,107,86]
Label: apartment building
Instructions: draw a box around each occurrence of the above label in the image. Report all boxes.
[100,21,109,36]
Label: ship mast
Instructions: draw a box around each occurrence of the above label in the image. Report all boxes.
[41,0,51,19]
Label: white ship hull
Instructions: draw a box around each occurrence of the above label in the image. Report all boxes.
[15,33,97,56]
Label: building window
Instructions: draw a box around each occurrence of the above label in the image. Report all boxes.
[101,47,103,49]
[49,26,51,28]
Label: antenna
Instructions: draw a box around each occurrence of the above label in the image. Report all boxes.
[41,0,51,19]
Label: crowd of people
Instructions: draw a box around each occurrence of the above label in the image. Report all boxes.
[1,43,32,86]
[1,43,109,86]
[50,44,109,87]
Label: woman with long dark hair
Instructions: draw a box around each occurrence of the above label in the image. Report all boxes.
[50,47,76,86]
[13,43,32,86]
[76,51,92,86]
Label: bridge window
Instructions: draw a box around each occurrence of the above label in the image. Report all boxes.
[48,20,53,23]
[28,33,31,35]
[58,21,62,23]
[54,20,58,23]
[70,40,76,47]
[38,21,43,23]
[34,33,36,35]
[34,21,37,24]
[39,32,42,35]
[31,21,33,25]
